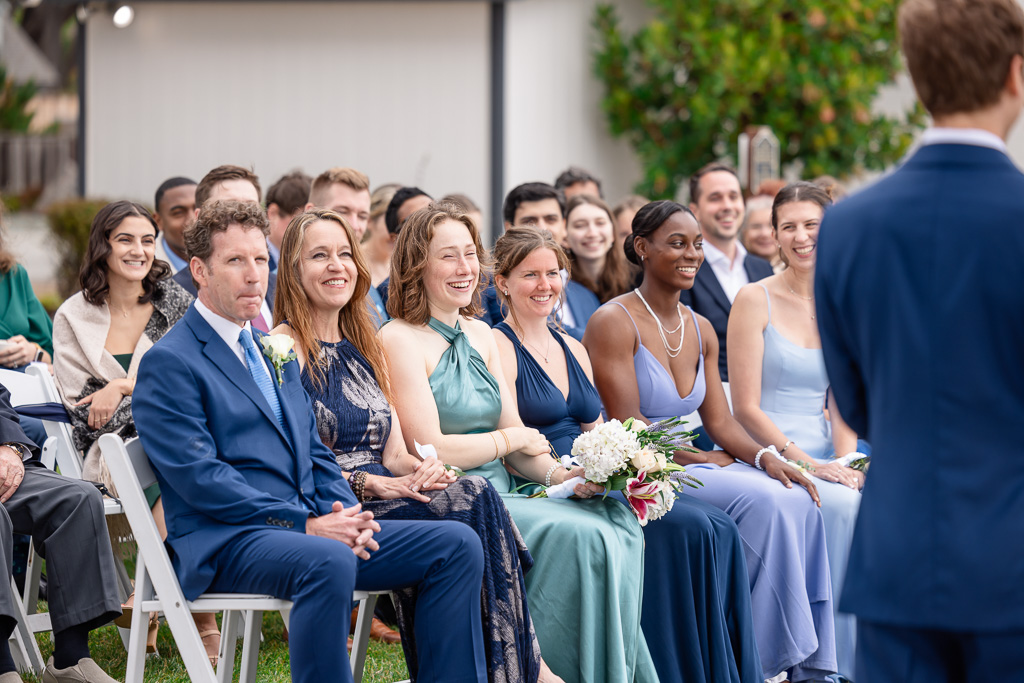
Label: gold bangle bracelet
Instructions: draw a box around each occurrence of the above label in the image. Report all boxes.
[489,431,501,460]
[498,428,511,455]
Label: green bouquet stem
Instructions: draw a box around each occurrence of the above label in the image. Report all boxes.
[605,474,630,491]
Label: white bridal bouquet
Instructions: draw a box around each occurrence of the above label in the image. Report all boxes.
[539,418,702,526]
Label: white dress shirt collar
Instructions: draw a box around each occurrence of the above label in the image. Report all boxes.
[194,299,268,378]
[701,238,749,304]
[920,127,1008,154]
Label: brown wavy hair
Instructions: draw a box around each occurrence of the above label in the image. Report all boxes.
[564,194,636,303]
[273,209,391,400]
[492,227,570,333]
[386,202,489,325]
[79,200,169,306]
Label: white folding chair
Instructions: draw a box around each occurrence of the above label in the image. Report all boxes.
[100,433,388,683]
[0,366,134,674]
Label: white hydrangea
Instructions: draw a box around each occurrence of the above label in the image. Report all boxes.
[643,480,677,523]
[570,419,640,483]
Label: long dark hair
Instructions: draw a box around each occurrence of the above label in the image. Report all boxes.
[79,200,170,305]
[564,194,635,302]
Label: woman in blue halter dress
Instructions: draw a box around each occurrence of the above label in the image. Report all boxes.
[585,201,837,683]
[728,183,864,680]
[381,208,656,683]
[271,209,543,683]
[489,227,762,683]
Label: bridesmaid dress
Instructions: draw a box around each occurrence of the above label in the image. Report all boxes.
[756,283,861,679]
[611,301,837,682]
[301,338,540,683]
[426,318,657,683]
[496,321,763,683]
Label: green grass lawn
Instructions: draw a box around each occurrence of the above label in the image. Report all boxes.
[20,610,409,682]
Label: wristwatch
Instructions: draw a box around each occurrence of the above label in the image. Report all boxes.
[1,443,28,459]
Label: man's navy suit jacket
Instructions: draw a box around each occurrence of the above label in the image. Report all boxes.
[132,305,356,599]
[679,253,773,381]
[815,142,1024,631]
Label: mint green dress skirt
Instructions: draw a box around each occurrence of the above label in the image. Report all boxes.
[426,318,657,683]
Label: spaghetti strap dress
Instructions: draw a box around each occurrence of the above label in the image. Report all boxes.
[426,317,656,683]
[756,283,861,679]
[611,301,837,682]
[301,337,540,683]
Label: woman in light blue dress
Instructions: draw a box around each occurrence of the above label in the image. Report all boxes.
[585,200,837,682]
[380,204,656,683]
[728,182,864,680]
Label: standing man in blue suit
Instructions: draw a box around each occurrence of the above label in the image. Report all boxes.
[679,163,773,382]
[133,200,487,683]
[815,1,1024,680]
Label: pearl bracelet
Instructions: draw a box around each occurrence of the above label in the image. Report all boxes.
[544,462,561,487]
[754,445,783,471]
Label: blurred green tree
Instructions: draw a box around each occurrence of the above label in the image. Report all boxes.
[594,1,926,198]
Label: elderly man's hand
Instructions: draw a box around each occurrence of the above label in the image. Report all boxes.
[305,501,381,559]
[0,445,26,503]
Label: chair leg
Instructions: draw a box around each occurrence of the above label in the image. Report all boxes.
[123,564,151,683]
[8,576,44,675]
[239,610,263,683]
[216,611,239,683]
[350,594,379,683]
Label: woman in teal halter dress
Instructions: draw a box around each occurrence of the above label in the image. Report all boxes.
[381,205,655,683]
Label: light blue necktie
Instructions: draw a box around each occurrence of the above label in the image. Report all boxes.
[238,328,286,433]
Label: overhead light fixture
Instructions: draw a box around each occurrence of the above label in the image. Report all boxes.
[112,4,134,28]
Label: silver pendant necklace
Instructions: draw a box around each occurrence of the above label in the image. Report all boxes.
[633,288,685,357]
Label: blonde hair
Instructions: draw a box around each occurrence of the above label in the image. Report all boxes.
[273,209,392,400]
[308,168,371,207]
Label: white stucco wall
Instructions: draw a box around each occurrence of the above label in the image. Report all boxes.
[84,1,490,217]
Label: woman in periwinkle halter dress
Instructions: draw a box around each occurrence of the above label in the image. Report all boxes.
[584,200,838,683]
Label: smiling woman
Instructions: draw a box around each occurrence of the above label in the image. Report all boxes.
[50,200,217,661]
[563,194,636,303]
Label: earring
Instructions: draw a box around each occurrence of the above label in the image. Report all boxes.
[503,290,509,296]
[640,254,645,262]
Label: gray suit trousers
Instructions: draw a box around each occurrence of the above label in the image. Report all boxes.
[0,463,121,634]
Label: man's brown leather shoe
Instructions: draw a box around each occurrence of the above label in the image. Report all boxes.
[350,607,401,644]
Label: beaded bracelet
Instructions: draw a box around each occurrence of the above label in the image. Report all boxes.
[350,470,368,502]
[544,462,561,488]
[754,445,783,471]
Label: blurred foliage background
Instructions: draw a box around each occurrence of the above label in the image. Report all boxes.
[594,0,926,198]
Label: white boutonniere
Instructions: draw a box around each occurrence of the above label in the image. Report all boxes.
[259,334,298,385]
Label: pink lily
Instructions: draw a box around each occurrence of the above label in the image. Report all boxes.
[625,471,660,525]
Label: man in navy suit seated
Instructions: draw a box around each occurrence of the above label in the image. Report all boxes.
[134,200,486,683]
[815,0,1024,680]
[679,163,773,382]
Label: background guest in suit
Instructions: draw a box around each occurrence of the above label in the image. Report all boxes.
[151,176,197,274]
[563,194,636,304]
[679,163,773,382]
[815,1,1024,680]
[265,171,312,270]
[554,166,602,200]
[133,200,488,683]
[0,385,122,683]
[51,200,209,660]
[172,165,279,329]
[305,168,372,241]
